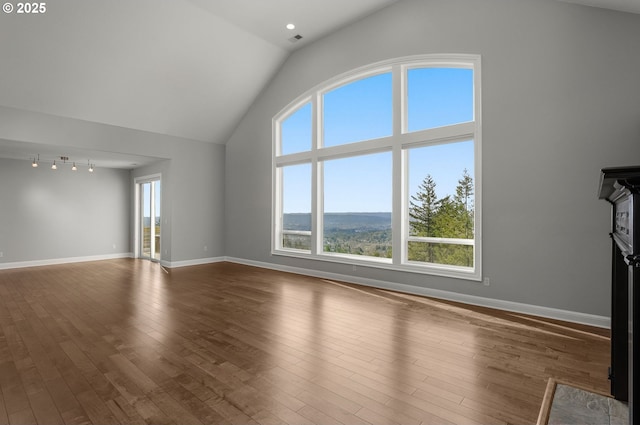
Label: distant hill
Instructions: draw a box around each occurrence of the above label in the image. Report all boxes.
[282,213,311,231]
[142,217,161,226]
[284,212,391,231]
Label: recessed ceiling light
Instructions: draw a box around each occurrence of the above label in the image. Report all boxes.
[286,23,296,30]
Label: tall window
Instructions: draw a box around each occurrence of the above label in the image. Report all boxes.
[273,55,481,281]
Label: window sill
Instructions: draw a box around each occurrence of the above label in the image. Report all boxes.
[272,248,481,282]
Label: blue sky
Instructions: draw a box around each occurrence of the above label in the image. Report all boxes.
[281,68,474,213]
[142,180,161,218]
[324,73,392,147]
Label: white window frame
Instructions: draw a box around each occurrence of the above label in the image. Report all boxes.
[134,173,162,261]
[272,54,482,281]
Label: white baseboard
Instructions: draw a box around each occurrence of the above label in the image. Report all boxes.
[163,257,226,269]
[0,254,225,271]
[225,256,610,329]
[0,253,133,270]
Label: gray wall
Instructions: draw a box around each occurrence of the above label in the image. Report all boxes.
[0,158,130,262]
[131,152,225,264]
[0,106,226,265]
[225,0,640,317]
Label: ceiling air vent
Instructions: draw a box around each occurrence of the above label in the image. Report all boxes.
[288,34,303,43]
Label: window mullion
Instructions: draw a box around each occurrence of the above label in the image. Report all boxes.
[274,166,283,250]
[311,93,321,256]
[392,65,403,266]
[401,148,410,265]
[393,64,402,136]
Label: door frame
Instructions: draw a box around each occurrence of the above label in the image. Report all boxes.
[134,173,162,261]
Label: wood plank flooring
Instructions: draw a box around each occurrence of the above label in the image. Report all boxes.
[0,259,610,424]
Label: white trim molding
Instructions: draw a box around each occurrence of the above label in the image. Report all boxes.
[163,257,226,269]
[0,252,133,270]
[225,256,610,329]
[0,254,226,271]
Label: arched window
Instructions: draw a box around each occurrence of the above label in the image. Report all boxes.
[273,54,482,281]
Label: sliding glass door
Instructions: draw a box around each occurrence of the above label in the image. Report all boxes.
[138,178,161,261]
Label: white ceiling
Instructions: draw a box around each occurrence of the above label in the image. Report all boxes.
[0,0,289,145]
[0,0,637,168]
[0,139,164,170]
[0,0,398,146]
[186,0,400,51]
[0,0,398,166]
[559,0,640,15]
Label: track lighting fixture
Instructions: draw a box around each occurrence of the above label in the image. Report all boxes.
[29,155,96,172]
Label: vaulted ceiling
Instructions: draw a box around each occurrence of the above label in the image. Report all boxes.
[559,0,640,15]
[0,0,397,146]
[0,0,637,167]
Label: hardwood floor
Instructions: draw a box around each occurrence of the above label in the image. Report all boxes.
[0,259,610,425]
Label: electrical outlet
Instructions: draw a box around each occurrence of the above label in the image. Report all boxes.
[0,251,3,258]
[112,244,116,249]
[204,245,208,252]
[483,277,490,286]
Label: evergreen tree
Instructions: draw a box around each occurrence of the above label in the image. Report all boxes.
[409,170,474,267]
[432,195,459,238]
[409,174,438,237]
[454,168,474,240]
[408,175,439,263]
